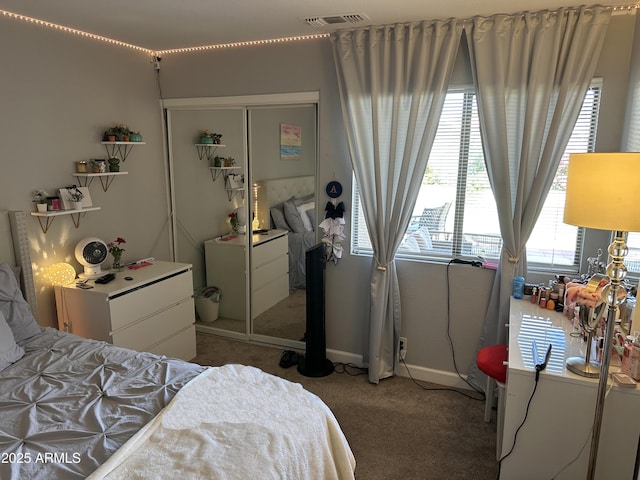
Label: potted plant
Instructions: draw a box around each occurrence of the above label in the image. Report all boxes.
[108,157,120,172]
[129,130,142,142]
[199,129,214,144]
[224,157,235,167]
[32,190,49,212]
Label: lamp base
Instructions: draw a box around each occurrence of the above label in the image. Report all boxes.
[566,357,600,378]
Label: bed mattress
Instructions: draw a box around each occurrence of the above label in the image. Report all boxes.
[0,328,204,480]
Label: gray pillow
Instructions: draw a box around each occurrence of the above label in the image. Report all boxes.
[270,205,291,231]
[284,198,307,234]
[0,310,25,371]
[0,263,40,342]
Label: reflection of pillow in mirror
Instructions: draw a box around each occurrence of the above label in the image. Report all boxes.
[270,205,291,231]
[0,310,24,372]
[0,263,41,343]
[297,201,315,232]
[284,199,307,233]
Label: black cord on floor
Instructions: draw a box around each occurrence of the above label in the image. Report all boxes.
[496,375,539,479]
[333,362,368,376]
[401,356,484,401]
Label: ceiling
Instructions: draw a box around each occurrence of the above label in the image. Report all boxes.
[0,0,632,53]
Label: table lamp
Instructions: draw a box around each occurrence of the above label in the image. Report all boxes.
[563,152,640,479]
[45,262,76,286]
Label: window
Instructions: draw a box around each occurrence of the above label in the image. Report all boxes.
[352,83,602,268]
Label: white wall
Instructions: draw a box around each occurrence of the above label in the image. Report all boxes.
[0,13,636,381]
[0,18,170,329]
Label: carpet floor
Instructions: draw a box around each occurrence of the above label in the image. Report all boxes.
[192,333,499,480]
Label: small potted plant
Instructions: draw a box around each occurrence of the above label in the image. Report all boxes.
[108,157,120,172]
[224,157,235,167]
[129,130,142,142]
[32,190,49,212]
[199,129,214,144]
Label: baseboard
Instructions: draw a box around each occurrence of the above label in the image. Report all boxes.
[326,347,473,391]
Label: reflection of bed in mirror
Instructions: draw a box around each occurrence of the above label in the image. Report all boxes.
[255,175,317,290]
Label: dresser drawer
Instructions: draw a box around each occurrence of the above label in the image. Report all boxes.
[254,235,287,268]
[252,273,289,318]
[109,271,192,331]
[148,325,196,361]
[253,254,288,291]
[111,298,194,350]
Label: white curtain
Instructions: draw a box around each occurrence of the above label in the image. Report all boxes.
[331,20,463,383]
[463,6,611,387]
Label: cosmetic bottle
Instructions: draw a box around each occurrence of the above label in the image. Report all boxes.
[513,276,525,299]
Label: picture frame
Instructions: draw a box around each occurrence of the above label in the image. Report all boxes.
[59,186,92,210]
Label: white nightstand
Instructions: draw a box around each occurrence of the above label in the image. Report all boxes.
[54,261,196,361]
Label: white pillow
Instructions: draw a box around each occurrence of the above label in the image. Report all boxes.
[0,310,25,372]
[297,201,315,232]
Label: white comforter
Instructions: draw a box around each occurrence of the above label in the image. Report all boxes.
[88,364,356,480]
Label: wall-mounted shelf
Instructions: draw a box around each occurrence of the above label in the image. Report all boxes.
[31,207,101,233]
[101,141,145,162]
[209,166,240,182]
[225,188,245,202]
[73,172,128,191]
[195,144,226,162]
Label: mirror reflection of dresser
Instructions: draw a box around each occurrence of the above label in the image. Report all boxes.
[204,230,289,325]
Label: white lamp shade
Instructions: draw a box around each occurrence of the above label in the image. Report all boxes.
[564,153,640,232]
[45,263,76,286]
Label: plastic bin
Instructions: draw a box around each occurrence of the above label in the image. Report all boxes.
[195,286,220,323]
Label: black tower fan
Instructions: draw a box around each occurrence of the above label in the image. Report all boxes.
[297,243,334,377]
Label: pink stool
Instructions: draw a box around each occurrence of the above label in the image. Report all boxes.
[477,344,508,459]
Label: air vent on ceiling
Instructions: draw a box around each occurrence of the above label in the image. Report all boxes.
[303,13,370,28]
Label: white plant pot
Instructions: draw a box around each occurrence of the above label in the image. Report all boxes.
[36,203,47,212]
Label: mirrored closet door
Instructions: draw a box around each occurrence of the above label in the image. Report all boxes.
[164,93,318,348]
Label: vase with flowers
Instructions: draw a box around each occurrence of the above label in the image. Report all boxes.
[32,190,49,212]
[108,237,126,271]
[229,211,239,233]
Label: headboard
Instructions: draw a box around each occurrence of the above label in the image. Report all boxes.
[0,210,38,320]
[254,175,315,230]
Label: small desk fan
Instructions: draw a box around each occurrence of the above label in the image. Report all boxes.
[75,238,108,279]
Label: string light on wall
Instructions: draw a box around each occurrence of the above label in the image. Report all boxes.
[0,9,154,54]
[0,4,637,55]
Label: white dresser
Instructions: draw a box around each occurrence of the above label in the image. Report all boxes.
[501,298,640,479]
[55,261,196,361]
[204,230,289,320]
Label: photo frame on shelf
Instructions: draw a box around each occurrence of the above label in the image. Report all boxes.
[59,186,92,210]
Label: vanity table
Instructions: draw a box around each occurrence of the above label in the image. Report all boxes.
[204,230,289,320]
[501,298,640,479]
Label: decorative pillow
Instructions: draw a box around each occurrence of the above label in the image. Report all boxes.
[284,198,308,234]
[270,205,291,231]
[0,310,25,371]
[0,263,40,342]
[297,201,315,232]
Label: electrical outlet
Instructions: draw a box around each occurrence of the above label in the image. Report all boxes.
[399,337,407,361]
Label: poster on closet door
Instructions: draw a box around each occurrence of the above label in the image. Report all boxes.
[280,124,301,161]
